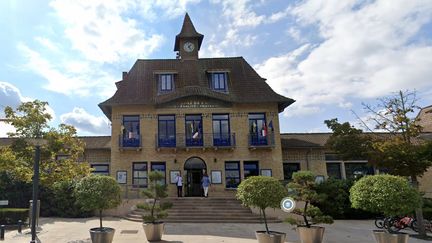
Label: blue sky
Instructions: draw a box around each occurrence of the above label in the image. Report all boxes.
[1,0,432,136]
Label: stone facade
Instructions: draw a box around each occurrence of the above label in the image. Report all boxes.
[108,103,284,197]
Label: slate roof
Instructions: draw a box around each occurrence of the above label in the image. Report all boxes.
[281,133,331,148]
[99,13,294,120]
[99,57,295,119]
[0,136,111,150]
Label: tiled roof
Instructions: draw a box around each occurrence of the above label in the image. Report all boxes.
[99,57,295,119]
[281,133,331,148]
[418,105,432,132]
[0,136,111,150]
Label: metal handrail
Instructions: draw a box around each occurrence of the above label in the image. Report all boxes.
[155,133,236,148]
[119,134,142,148]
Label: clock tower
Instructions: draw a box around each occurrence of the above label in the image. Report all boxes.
[174,13,204,60]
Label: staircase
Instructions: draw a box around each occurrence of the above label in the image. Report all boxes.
[125,197,281,223]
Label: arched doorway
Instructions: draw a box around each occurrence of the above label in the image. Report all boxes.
[184,157,206,197]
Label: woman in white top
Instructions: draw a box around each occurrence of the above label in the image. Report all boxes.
[175,173,183,197]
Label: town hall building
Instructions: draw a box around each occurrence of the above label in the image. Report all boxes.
[98,13,294,197]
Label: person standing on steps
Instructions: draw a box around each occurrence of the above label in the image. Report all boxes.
[175,173,183,197]
[201,172,211,198]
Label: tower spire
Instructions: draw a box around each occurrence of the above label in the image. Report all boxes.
[174,13,204,52]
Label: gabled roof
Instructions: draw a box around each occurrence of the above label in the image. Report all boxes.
[174,13,204,51]
[418,105,432,132]
[99,57,295,119]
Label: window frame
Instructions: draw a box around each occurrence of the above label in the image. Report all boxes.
[248,113,267,146]
[91,164,110,176]
[151,162,167,185]
[158,115,176,147]
[159,74,174,92]
[283,162,301,181]
[122,115,140,147]
[243,161,259,179]
[185,114,203,147]
[211,72,228,92]
[212,114,231,146]
[225,161,240,189]
[326,162,342,179]
[132,162,148,188]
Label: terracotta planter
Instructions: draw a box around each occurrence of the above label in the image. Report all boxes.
[255,231,286,243]
[143,222,164,242]
[373,230,409,243]
[297,226,325,243]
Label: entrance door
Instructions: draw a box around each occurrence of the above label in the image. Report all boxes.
[184,157,206,197]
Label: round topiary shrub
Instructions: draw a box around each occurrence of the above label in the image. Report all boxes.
[236,176,286,233]
[75,175,122,230]
[350,175,421,222]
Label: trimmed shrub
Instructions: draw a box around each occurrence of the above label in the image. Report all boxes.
[350,175,421,217]
[315,178,378,219]
[237,176,286,233]
[0,208,29,225]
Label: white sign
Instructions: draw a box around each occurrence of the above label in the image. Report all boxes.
[0,200,8,206]
[280,197,295,213]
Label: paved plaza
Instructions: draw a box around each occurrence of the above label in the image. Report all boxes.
[4,217,431,243]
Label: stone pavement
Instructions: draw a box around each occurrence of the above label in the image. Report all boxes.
[4,217,431,243]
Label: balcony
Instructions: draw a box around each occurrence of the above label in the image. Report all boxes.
[155,133,236,149]
[248,132,275,148]
[119,134,142,150]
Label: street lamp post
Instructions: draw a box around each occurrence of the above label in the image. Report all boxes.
[30,143,40,243]
[0,118,42,243]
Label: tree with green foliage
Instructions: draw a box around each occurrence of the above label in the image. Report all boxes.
[285,171,333,227]
[236,176,286,234]
[325,90,432,237]
[137,171,172,224]
[350,175,421,232]
[75,175,122,230]
[0,100,91,186]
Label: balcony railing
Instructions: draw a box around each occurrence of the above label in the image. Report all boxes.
[248,132,275,147]
[119,134,142,149]
[155,133,236,148]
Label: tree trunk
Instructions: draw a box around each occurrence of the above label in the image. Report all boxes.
[412,176,426,237]
[262,208,269,234]
[99,209,103,230]
[303,201,310,228]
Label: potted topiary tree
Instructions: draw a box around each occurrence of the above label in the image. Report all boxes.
[285,171,333,243]
[350,174,421,243]
[137,171,172,242]
[236,176,287,243]
[75,175,122,243]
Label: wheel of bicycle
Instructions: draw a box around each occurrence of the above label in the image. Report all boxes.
[375,217,385,229]
[383,217,393,229]
[388,218,403,232]
[412,219,432,233]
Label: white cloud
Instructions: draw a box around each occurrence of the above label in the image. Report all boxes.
[49,0,165,64]
[60,107,110,135]
[202,0,291,57]
[257,0,432,118]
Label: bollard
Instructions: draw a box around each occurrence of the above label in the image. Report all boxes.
[0,225,5,240]
[17,220,22,234]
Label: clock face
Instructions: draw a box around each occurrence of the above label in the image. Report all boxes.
[183,42,195,52]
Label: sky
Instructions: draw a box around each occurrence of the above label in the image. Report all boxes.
[1,0,432,137]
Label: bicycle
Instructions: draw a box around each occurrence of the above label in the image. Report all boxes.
[412,219,432,233]
[388,216,416,232]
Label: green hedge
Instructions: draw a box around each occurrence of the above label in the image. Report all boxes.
[0,208,29,225]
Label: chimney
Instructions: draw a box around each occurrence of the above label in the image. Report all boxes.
[122,72,128,80]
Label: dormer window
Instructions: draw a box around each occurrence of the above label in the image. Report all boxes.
[211,72,228,92]
[159,74,174,92]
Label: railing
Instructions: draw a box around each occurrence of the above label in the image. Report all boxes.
[248,132,275,147]
[155,133,236,148]
[119,134,142,148]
